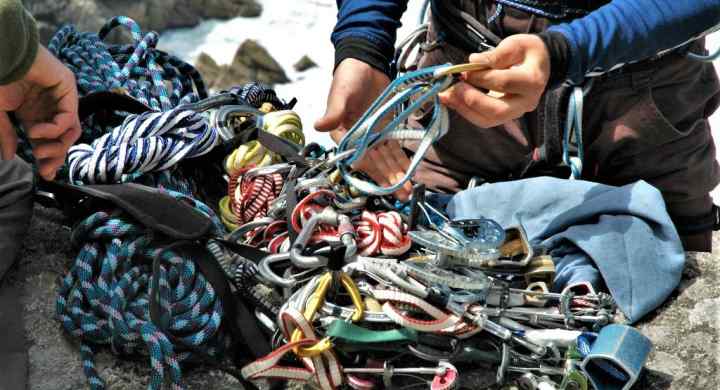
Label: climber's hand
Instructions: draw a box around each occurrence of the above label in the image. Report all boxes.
[315,58,412,201]
[439,34,551,128]
[0,45,81,180]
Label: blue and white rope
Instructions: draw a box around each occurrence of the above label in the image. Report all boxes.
[56,190,228,390]
[67,108,220,184]
[49,16,205,113]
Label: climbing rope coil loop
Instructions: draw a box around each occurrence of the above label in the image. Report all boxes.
[67,108,221,184]
[49,16,206,112]
[43,15,654,390]
[56,191,228,390]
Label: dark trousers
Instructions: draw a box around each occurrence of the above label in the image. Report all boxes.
[0,157,33,280]
[406,1,720,251]
[0,157,33,390]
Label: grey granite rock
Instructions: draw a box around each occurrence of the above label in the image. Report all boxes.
[6,205,720,389]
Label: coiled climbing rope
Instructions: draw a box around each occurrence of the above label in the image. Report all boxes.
[49,16,206,113]
[43,16,216,187]
[219,109,305,230]
[68,108,220,184]
[354,210,412,256]
[56,190,228,390]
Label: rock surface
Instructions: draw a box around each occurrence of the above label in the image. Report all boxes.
[22,0,262,43]
[196,40,290,91]
[195,52,224,89]
[293,55,318,72]
[4,205,719,389]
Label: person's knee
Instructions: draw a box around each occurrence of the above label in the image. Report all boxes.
[0,157,34,207]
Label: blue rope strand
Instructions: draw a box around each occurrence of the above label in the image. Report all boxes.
[49,16,206,114]
[56,190,228,390]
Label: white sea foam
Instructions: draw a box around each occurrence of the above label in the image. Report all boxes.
[159,0,720,198]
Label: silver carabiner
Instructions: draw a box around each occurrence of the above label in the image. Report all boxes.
[290,207,358,268]
[244,162,293,180]
[257,252,297,288]
[226,217,274,243]
[210,104,264,142]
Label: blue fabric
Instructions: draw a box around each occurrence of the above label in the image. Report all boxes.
[333,0,720,84]
[548,0,720,83]
[332,0,408,56]
[444,177,685,323]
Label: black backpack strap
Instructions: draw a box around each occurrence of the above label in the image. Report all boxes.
[37,181,213,240]
[214,239,272,264]
[236,128,308,166]
[79,91,152,121]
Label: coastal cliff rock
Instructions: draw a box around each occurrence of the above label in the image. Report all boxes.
[195,40,290,91]
[23,0,262,43]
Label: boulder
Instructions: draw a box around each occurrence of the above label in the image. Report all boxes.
[206,40,290,91]
[293,55,318,72]
[230,40,290,85]
[194,52,222,89]
[198,0,262,19]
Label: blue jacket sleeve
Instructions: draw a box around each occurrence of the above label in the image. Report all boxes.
[332,0,409,75]
[548,0,720,84]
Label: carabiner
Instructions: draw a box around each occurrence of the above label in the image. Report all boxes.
[432,62,491,79]
[290,206,358,267]
[244,162,293,180]
[210,104,264,142]
[257,252,297,288]
[226,217,274,243]
[291,271,365,357]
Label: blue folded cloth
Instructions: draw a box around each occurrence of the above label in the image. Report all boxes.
[444,177,685,323]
